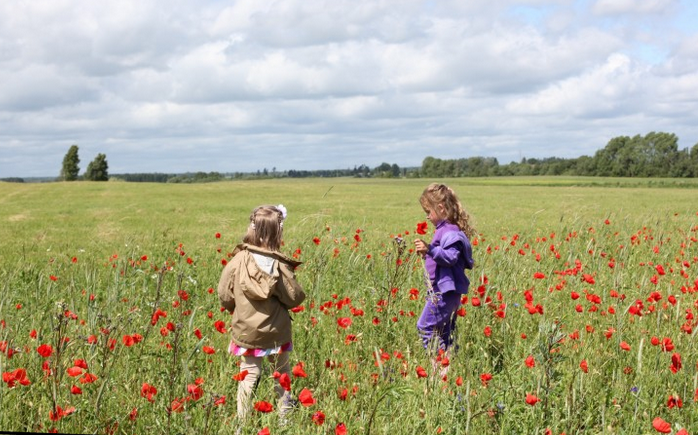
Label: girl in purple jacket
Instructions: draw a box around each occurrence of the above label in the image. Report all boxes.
[414,183,475,359]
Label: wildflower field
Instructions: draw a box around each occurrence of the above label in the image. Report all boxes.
[2,177,698,435]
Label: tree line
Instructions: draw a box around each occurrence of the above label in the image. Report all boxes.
[3,132,696,184]
[420,132,698,178]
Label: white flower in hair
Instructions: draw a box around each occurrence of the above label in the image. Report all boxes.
[276,204,287,220]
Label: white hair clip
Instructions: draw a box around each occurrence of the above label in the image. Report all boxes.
[276,204,287,220]
[276,204,287,228]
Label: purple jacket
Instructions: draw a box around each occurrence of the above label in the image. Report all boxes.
[425,221,474,295]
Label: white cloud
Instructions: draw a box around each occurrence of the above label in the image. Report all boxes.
[592,0,676,15]
[506,54,645,117]
[1,0,697,177]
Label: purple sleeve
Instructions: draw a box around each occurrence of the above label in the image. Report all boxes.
[427,244,461,267]
[428,231,473,269]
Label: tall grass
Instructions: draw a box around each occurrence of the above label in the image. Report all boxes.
[1,178,697,434]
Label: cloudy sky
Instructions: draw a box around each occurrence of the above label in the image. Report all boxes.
[1,0,697,178]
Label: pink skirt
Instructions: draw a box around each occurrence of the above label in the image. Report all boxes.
[228,340,293,357]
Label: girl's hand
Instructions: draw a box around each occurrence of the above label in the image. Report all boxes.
[414,239,428,257]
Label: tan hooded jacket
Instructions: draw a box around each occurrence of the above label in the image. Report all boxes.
[217,243,305,349]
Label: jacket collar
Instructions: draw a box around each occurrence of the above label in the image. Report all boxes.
[235,243,302,268]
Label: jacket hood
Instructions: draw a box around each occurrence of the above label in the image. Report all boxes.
[235,244,302,301]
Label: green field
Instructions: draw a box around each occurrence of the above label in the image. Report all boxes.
[1,178,697,434]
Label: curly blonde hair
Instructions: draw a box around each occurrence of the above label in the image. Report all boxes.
[242,205,285,251]
[419,183,476,239]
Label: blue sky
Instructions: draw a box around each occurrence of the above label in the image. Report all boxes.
[1,0,697,177]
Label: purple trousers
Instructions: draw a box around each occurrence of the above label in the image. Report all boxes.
[417,291,461,351]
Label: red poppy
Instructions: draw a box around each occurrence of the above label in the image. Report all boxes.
[661,338,675,352]
[78,373,98,384]
[292,362,308,378]
[141,383,157,402]
[620,341,631,351]
[232,370,249,381]
[193,328,202,339]
[66,366,83,377]
[670,353,682,373]
[533,272,546,279]
[335,423,348,435]
[214,320,227,334]
[525,355,535,368]
[299,388,316,407]
[337,317,352,329]
[187,384,203,401]
[70,385,82,395]
[416,221,429,235]
[170,397,187,413]
[416,366,428,378]
[652,417,671,433]
[49,405,75,421]
[254,401,274,413]
[37,344,53,358]
[525,393,540,406]
[257,428,270,435]
[579,360,588,373]
[278,373,291,391]
[667,394,683,409]
[202,346,215,355]
[312,410,326,425]
[480,373,492,387]
[42,360,52,376]
[2,368,30,388]
[150,308,167,326]
[313,237,321,245]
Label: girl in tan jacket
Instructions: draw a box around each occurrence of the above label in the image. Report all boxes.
[217,204,305,422]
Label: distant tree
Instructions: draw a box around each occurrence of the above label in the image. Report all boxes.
[84,153,109,181]
[59,145,80,181]
[420,156,440,177]
[642,131,679,177]
[687,143,698,177]
[374,162,393,177]
[590,132,684,177]
[391,163,401,177]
